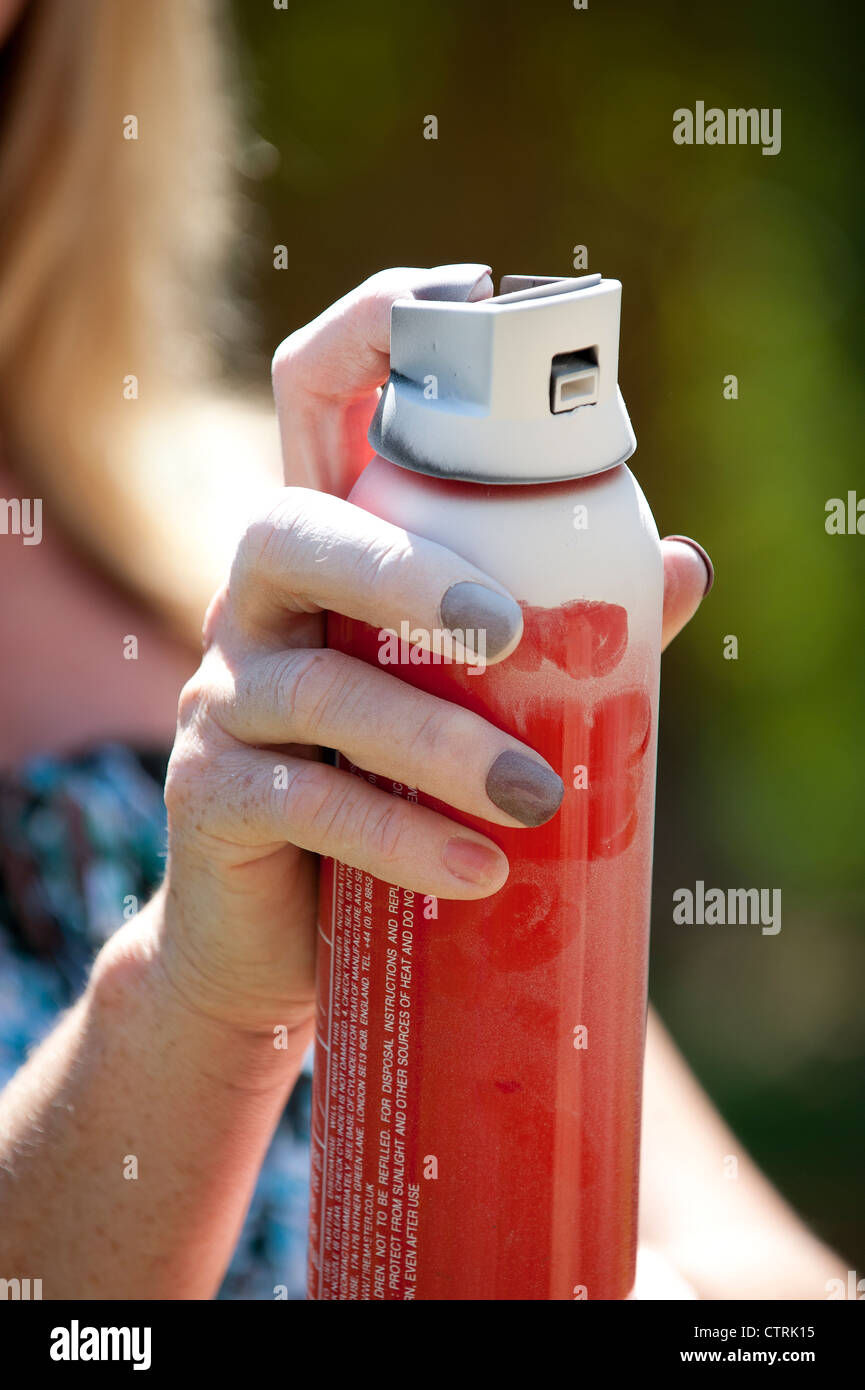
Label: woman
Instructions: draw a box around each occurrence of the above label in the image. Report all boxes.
[0,0,843,1299]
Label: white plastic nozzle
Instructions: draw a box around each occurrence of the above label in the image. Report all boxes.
[368,272,636,484]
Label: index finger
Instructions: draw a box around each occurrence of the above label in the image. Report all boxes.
[271,264,493,495]
[226,486,524,667]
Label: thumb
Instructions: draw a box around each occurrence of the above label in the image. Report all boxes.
[661,536,714,651]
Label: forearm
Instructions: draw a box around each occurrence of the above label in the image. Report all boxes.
[0,889,311,1299]
[640,1007,844,1299]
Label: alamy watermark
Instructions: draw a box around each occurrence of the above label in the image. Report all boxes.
[0,497,42,545]
[825,1270,864,1299]
[673,881,781,935]
[1,1276,42,1299]
[673,102,781,156]
[377,622,487,675]
[825,491,865,534]
[50,1320,151,1370]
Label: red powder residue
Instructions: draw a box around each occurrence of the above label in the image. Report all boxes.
[510,599,628,678]
[310,597,655,1301]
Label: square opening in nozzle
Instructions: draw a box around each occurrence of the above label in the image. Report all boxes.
[550,348,599,414]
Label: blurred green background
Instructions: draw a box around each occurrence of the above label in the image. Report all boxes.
[227,0,864,1264]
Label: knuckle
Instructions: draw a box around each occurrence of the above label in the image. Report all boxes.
[175,648,229,733]
[201,583,231,650]
[234,513,277,589]
[411,702,475,768]
[164,744,204,822]
[353,531,403,592]
[228,523,263,606]
[270,331,300,390]
[281,649,348,734]
[165,746,256,843]
[257,650,301,727]
[357,797,405,864]
[280,761,331,832]
[410,703,454,765]
[270,339,288,385]
[169,664,237,822]
[363,266,411,307]
[176,671,209,730]
[271,323,330,406]
[285,769,404,867]
[226,517,280,622]
[236,489,312,586]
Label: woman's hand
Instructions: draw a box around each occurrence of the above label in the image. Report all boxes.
[0,265,715,1300]
[156,265,714,1045]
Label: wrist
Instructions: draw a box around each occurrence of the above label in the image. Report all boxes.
[89,890,314,1095]
[156,851,319,1038]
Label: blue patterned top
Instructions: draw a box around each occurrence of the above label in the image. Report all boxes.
[0,743,312,1300]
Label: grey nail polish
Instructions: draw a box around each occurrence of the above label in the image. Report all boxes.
[412,263,493,303]
[486,750,564,828]
[664,535,714,596]
[440,581,523,661]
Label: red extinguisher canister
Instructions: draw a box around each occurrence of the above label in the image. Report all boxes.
[307,273,663,1300]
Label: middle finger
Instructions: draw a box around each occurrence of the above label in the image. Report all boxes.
[205,646,565,830]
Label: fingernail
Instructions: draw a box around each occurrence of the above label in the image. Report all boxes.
[486,750,564,828]
[412,263,494,303]
[442,835,507,886]
[440,581,523,661]
[664,535,714,597]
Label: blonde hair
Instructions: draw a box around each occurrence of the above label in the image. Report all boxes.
[0,0,279,638]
